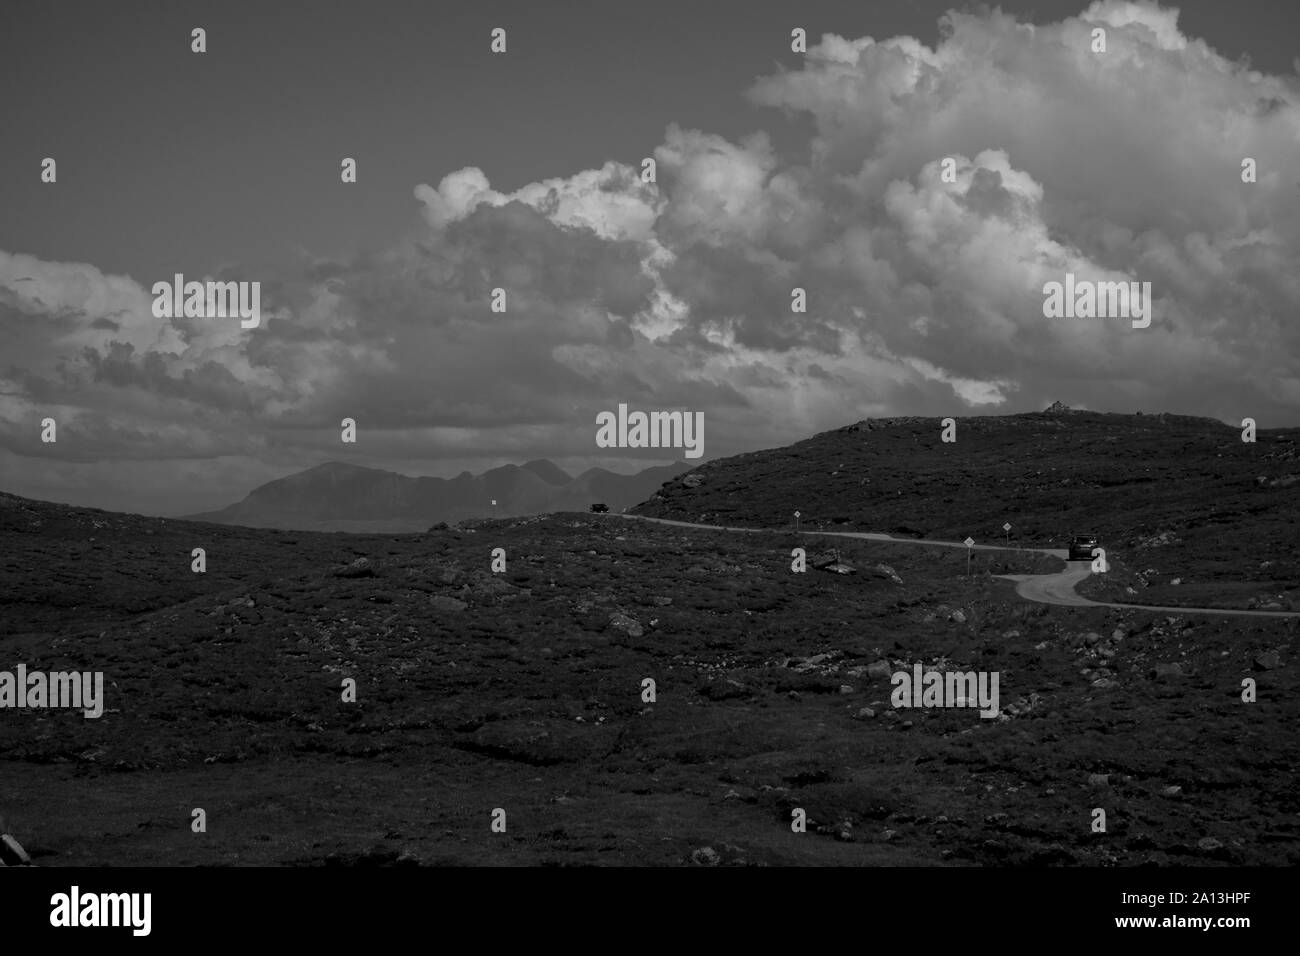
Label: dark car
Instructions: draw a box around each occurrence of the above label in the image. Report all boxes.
[1068,534,1099,561]
[590,503,610,514]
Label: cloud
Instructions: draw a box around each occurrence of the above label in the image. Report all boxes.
[3,1,1300,512]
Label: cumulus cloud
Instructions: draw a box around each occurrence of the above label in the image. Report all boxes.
[3,0,1299,512]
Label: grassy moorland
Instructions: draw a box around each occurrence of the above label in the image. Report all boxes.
[633,409,1300,612]
[1,490,1296,866]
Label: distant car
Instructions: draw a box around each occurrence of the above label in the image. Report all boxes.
[590,503,610,513]
[1068,534,1099,561]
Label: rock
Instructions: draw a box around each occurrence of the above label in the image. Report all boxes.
[792,652,836,673]
[1088,773,1110,787]
[1197,837,1223,852]
[681,473,704,488]
[949,609,967,624]
[874,563,904,584]
[1161,785,1182,796]
[866,660,892,679]
[651,596,673,606]
[438,568,461,585]
[334,557,376,578]
[0,833,30,866]
[1149,662,1184,680]
[429,595,467,613]
[1253,651,1281,671]
[1083,632,1102,646]
[1171,578,1181,586]
[468,576,523,599]
[839,685,855,695]
[855,707,876,719]
[690,846,720,866]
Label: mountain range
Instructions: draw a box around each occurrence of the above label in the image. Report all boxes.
[184,459,693,532]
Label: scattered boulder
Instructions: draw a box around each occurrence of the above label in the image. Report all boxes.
[606,612,644,639]
[1149,662,1184,681]
[874,563,903,584]
[429,595,468,613]
[334,557,376,579]
[866,660,892,680]
[690,846,720,866]
[948,609,967,624]
[1253,651,1281,671]
[0,833,31,867]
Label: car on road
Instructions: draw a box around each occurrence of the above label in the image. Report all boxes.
[589,503,610,513]
[1068,534,1099,561]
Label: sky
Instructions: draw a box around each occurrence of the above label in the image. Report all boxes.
[1,0,1298,514]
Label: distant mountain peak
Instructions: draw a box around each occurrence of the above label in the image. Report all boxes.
[521,459,572,486]
[1043,401,1074,413]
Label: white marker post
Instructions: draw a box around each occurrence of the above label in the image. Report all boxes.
[965,537,975,576]
[1003,522,1011,547]
[491,499,497,518]
[794,510,801,533]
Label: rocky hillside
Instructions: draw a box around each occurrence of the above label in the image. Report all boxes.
[633,408,1300,610]
[2,492,1296,866]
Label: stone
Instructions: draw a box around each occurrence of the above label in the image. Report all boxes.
[0,833,30,866]
[1149,662,1183,680]
[429,595,467,613]
[606,612,644,639]
[1088,773,1110,787]
[334,557,376,578]
[690,846,720,866]
[1253,651,1281,671]
[949,609,967,624]
[866,660,892,679]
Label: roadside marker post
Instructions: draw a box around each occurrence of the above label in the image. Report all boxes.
[794,510,801,533]
[1003,522,1011,547]
[965,537,975,575]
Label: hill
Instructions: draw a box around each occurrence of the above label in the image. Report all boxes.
[632,408,1300,611]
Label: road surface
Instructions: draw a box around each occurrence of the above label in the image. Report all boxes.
[614,514,1300,619]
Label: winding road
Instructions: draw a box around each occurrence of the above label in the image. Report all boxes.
[615,514,1300,619]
